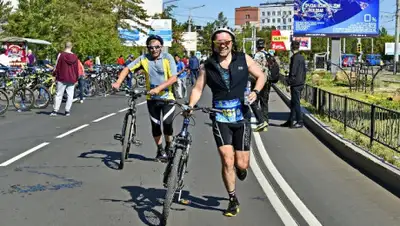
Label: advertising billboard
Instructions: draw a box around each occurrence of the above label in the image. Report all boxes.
[293,0,379,37]
[271,30,311,51]
[385,43,396,55]
[182,32,197,52]
[119,19,172,47]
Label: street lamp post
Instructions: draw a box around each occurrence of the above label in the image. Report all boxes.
[188,5,205,32]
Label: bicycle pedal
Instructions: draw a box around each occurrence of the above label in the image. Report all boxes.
[113,134,123,141]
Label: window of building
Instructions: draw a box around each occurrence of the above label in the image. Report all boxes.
[272,18,276,23]
[277,18,281,23]
[278,11,281,16]
[288,18,292,23]
[289,11,292,15]
[288,25,292,30]
[283,18,286,24]
[262,19,265,23]
[267,19,270,23]
[246,21,250,26]
[245,14,250,19]
[277,26,281,30]
[272,11,275,16]
[262,12,265,16]
[267,11,270,16]
[283,11,286,16]
[283,26,287,30]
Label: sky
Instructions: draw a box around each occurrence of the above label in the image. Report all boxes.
[169,0,396,35]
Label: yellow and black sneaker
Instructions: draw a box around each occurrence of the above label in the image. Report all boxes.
[254,121,268,132]
[223,197,240,217]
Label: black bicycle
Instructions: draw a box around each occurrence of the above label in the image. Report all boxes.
[161,101,222,226]
[113,88,147,169]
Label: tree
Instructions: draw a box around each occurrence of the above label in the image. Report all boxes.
[215,12,228,28]
[1,0,149,63]
[0,0,12,29]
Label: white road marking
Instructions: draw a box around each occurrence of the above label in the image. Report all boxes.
[118,108,129,113]
[250,150,298,225]
[55,124,89,139]
[0,142,50,167]
[253,132,322,226]
[92,113,116,123]
[118,101,146,112]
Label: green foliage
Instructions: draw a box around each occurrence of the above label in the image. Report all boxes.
[1,0,149,63]
[0,0,12,26]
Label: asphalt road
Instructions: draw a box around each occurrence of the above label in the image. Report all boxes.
[0,89,399,226]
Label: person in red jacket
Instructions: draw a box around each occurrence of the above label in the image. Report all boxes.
[50,41,79,116]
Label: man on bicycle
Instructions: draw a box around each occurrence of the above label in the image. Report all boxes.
[112,35,178,162]
[186,27,265,217]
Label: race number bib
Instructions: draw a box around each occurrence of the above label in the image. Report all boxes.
[214,98,244,123]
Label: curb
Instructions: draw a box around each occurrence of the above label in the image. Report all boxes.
[272,84,400,193]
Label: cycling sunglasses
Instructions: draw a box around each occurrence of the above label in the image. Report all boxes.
[147,45,162,50]
[213,40,232,46]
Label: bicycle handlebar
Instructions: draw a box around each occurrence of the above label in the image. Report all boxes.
[161,100,223,114]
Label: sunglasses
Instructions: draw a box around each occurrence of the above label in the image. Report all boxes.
[213,40,232,46]
[147,45,162,50]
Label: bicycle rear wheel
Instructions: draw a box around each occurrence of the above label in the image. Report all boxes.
[0,89,9,115]
[162,148,183,225]
[120,114,134,169]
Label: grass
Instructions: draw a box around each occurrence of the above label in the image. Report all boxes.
[275,82,400,168]
[306,71,400,111]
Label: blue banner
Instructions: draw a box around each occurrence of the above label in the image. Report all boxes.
[293,0,379,37]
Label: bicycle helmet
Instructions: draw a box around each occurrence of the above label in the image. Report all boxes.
[256,39,265,48]
[211,27,236,39]
[146,35,164,46]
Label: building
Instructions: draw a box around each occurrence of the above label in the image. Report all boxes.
[235,6,260,29]
[259,0,294,30]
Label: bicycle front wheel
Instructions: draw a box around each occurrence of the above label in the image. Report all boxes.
[162,148,183,225]
[0,89,9,115]
[120,114,134,170]
[32,85,51,109]
[12,87,35,111]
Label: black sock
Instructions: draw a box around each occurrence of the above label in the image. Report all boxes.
[157,144,163,150]
[228,190,236,201]
[165,141,171,150]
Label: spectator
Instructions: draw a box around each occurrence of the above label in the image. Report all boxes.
[77,59,86,104]
[188,52,200,86]
[281,40,306,129]
[50,41,79,117]
[174,54,187,99]
[84,56,94,71]
[95,55,101,65]
[117,55,125,65]
[0,48,10,67]
[27,50,36,67]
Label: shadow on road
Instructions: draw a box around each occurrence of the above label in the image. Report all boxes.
[78,149,155,170]
[101,186,227,226]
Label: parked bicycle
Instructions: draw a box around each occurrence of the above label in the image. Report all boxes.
[113,88,147,169]
[161,101,222,226]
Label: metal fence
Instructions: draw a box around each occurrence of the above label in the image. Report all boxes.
[302,84,400,153]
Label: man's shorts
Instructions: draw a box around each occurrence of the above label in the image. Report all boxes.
[212,121,251,151]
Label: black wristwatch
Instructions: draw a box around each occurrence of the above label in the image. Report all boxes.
[253,89,260,95]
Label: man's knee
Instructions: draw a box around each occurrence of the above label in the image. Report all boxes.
[235,152,250,169]
[219,147,235,170]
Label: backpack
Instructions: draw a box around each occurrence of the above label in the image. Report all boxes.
[189,56,199,70]
[261,51,280,83]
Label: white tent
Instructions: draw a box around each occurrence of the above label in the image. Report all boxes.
[0,37,51,45]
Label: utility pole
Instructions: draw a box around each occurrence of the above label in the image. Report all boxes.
[343,38,346,53]
[371,38,374,54]
[188,5,205,32]
[394,0,400,74]
[357,38,362,62]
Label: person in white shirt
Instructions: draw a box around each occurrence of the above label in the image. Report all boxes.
[0,48,10,67]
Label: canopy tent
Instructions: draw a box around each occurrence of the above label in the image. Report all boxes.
[0,37,51,45]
